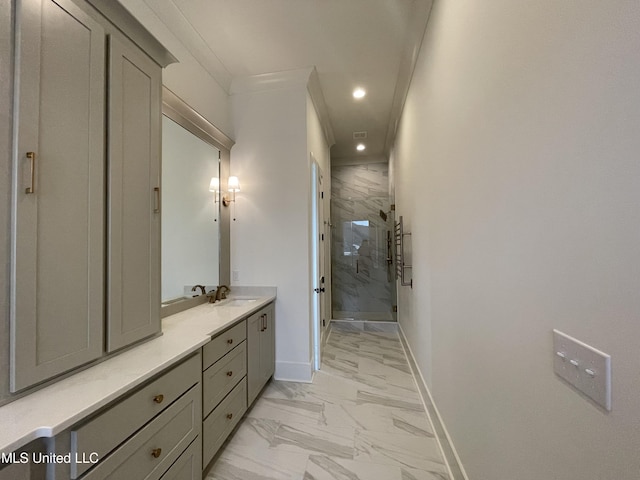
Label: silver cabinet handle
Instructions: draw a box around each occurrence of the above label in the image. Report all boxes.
[26,152,36,194]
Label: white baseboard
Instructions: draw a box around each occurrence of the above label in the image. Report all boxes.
[398,325,469,480]
[274,360,313,383]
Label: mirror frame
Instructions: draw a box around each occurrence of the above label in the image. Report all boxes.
[161,87,233,317]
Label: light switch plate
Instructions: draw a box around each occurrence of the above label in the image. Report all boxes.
[553,329,611,411]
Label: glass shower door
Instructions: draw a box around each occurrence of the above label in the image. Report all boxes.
[332,203,393,321]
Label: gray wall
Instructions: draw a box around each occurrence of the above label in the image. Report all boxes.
[392,0,640,478]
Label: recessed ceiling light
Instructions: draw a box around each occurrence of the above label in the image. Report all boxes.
[356,144,366,151]
[353,88,366,99]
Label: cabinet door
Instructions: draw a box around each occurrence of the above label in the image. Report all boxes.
[11,0,106,392]
[107,33,161,352]
[246,311,262,406]
[260,304,276,383]
[159,439,201,480]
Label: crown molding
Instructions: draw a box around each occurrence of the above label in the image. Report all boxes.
[231,67,335,147]
[230,67,314,95]
[87,0,177,67]
[384,0,434,155]
[307,68,335,147]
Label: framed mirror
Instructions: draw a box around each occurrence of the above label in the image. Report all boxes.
[161,88,233,315]
[161,115,220,303]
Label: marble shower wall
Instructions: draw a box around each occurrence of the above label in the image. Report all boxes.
[331,163,393,321]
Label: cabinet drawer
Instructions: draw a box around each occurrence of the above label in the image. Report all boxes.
[203,342,247,417]
[71,353,200,478]
[202,320,246,370]
[202,378,247,468]
[81,383,201,480]
[159,438,201,480]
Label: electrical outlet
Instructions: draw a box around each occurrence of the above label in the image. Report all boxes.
[553,329,611,411]
[232,270,240,282]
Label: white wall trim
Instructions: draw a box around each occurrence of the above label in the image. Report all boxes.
[307,68,335,147]
[274,360,313,383]
[398,324,469,480]
[383,0,434,155]
[230,67,314,95]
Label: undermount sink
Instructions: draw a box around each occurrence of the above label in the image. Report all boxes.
[221,298,259,307]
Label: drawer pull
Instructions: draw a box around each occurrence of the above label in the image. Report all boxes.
[151,448,162,459]
[153,394,164,404]
[226,413,233,420]
[227,338,233,345]
[226,371,233,377]
[25,152,36,194]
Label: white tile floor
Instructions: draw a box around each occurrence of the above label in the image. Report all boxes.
[205,322,450,480]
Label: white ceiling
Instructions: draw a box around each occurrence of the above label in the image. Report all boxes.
[142,0,433,159]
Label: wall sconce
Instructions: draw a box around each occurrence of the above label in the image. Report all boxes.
[223,176,240,207]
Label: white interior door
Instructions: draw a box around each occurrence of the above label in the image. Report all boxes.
[311,159,326,370]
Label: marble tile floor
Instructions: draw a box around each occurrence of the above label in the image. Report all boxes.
[206,323,450,480]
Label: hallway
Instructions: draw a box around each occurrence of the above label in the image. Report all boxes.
[206,323,449,479]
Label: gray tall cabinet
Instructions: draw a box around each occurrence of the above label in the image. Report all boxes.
[10,0,174,392]
[106,34,162,353]
[247,304,276,405]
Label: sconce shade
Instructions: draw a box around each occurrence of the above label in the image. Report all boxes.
[228,176,240,192]
[209,177,219,192]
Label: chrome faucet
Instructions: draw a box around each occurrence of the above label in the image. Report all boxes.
[191,284,206,295]
[215,285,230,302]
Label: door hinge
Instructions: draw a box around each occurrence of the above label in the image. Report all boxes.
[321,233,324,241]
[392,305,398,312]
[321,191,324,199]
[322,319,326,327]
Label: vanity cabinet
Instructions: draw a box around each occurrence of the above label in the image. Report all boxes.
[202,320,247,469]
[247,303,276,406]
[200,301,276,473]
[158,438,201,480]
[51,353,202,480]
[10,0,172,392]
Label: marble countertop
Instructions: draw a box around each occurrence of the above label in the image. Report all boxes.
[0,290,275,454]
